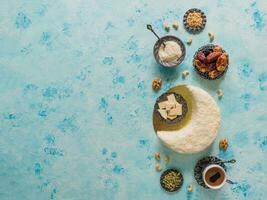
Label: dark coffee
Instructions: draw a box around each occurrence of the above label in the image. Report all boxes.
[205,167,225,187]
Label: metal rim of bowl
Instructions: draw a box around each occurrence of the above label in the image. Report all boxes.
[153,35,186,68]
[183,8,207,34]
[160,168,184,192]
[193,44,229,80]
[154,92,188,124]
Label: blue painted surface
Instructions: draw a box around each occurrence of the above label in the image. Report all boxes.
[0,0,267,199]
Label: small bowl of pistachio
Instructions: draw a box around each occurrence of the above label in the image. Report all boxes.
[160,168,184,192]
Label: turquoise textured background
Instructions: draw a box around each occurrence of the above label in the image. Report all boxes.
[0,0,267,199]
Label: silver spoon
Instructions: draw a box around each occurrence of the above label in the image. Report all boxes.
[224,159,237,184]
[216,159,236,164]
[220,159,237,184]
[146,24,166,47]
[226,179,236,184]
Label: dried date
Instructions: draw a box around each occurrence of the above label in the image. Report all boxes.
[216,53,228,72]
[213,46,222,53]
[206,52,222,63]
[196,52,206,63]
[195,59,208,73]
[206,63,216,72]
[208,70,221,79]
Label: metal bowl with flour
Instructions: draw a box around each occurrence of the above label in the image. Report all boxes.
[153,35,186,68]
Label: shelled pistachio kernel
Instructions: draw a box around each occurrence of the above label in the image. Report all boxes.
[219,138,229,151]
[163,21,170,31]
[152,79,162,91]
[155,152,160,161]
[208,32,215,41]
[187,184,193,192]
[182,70,190,79]
[187,37,193,45]
[155,163,162,171]
[172,21,179,30]
[165,155,170,164]
[216,89,224,98]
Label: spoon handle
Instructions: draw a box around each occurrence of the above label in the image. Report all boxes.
[226,179,236,184]
[223,159,236,164]
[146,24,161,40]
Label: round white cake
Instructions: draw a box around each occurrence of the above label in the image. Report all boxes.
[154,85,221,154]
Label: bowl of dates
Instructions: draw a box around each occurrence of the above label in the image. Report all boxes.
[193,44,229,80]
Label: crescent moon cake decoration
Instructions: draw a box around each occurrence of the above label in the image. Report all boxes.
[153,85,221,154]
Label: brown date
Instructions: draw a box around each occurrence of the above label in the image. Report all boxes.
[216,53,228,72]
[195,59,208,73]
[206,52,222,63]
[206,63,216,72]
[213,46,223,53]
[208,70,221,79]
[196,52,206,63]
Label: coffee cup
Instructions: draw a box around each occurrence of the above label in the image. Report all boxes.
[202,164,227,189]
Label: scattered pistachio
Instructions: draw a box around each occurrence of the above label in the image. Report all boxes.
[187,184,193,192]
[208,32,215,41]
[164,22,170,31]
[172,21,179,30]
[152,79,162,91]
[182,70,190,79]
[187,37,193,45]
[155,163,162,172]
[165,155,170,164]
[155,152,161,161]
[216,89,224,98]
[219,138,229,151]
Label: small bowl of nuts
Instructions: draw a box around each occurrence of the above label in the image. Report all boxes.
[193,44,229,80]
[160,169,183,192]
[183,8,207,34]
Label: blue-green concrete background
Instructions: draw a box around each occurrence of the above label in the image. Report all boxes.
[0,0,267,199]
